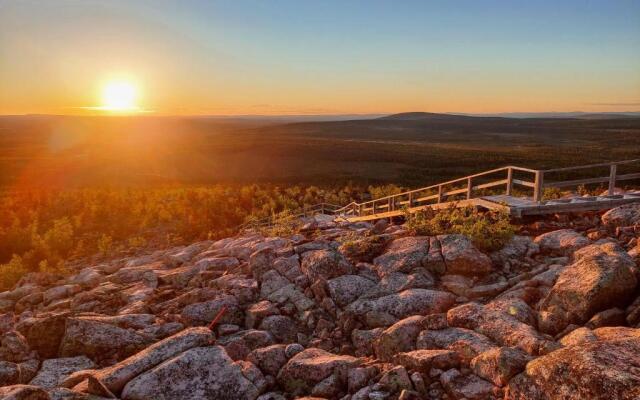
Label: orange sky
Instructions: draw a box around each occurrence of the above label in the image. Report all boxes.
[1,1,639,116]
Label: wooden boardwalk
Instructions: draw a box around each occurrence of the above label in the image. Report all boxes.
[242,159,640,229]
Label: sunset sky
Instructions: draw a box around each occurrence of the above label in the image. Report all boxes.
[1,0,639,115]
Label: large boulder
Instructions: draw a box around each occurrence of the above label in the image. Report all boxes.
[417,327,496,363]
[602,203,640,228]
[506,335,640,399]
[29,356,95,389]
[470,347,530,387]
[0,385,50,400]
[277,348,361,395]
[16,313,68,359]
[537,242,637,334]
[373,237,429,276]
[347,289,456,328]
[181,294,243,326]
[447,303,550,355]
[300,250,354,281]
[76,327,213,394]
[373,316,424,362]
[533,229,589,256]
[326,275,376,307]
[438,235,493,277]
[59,317,150,364]
[121,346,259,400]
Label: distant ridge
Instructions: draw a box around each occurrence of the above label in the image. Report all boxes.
[378,112,492,121]
[380,111,640,121]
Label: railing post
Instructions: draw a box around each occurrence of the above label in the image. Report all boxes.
[389,197,394,211]
[408,192,413,208]
[358,204,363,216]
[506,167,513,196]
[608,164,617,195]
[466,178,472,200]
[437,185,443,203]
[533,170,544,203]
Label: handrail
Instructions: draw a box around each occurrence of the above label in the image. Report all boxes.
[543,158,640,173]
[240,158,640,230]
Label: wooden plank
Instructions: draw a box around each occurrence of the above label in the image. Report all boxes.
[473,179,508,190]
[617,172,640,181]
[513,179,535,188]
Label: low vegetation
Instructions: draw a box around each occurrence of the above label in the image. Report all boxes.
[0,185,367,290]
[405,205,517,251]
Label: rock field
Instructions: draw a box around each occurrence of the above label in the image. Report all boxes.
[1,203,640,400]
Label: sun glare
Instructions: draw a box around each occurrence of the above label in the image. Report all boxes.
[101,81,138,111]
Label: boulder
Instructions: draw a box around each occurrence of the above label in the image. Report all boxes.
[372,237,429,276]
[373,316,424,362]
[394,349,460,373]
[277,348,361,395]
[300,250,354,281]
[29,356,95,389]
[121,346,259,400]
[0,385,50,400]
[258,316,298,343]
[0,361,20,386]
[440,369,495,400]
[506,336,640,400]
[416,327,496,363]
[533,229,589,256]
[247,344,288,376]
[80,327,213,394]
[470,347,530,387]
[601,203,640,228]
[326,275,376,307]
[347,289,456,327]
[181,294,243,326]
[59,317,150,364]
[438,235,493,276]
[447,303,549,355]
[16,313,68,359]
[490,236,539,265]
[537,242,637,334]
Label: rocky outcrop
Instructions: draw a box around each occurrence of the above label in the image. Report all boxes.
[1,206,639,399]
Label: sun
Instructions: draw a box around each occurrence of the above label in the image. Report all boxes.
[101,81,138,111]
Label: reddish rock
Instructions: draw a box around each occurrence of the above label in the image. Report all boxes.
[394,349,460,373]
[438,235,493,277]
[470,347,530,387]
[537,242,637,334]
[507,336,640,400]
[373,315,424,361]
[373,236,429,276]
[300,250,354,281]
[533,229,590,256]
[277,348,361,395]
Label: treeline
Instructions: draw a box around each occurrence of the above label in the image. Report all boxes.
[0,184,403,290]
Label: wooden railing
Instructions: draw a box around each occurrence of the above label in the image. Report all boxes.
[540,159,640,200]
[239,159,640,229]
[333,165,540,218]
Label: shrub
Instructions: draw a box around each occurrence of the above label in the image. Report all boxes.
[405,205,516,251]
[0,255,28,291]
[337,231,388,262]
